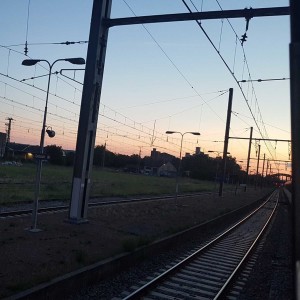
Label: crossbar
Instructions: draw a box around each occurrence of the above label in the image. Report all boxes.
[104,7,290,28]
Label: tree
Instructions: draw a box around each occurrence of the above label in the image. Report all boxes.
[45,145,63,165]
[182,153,216,180]
[93,145,105,166]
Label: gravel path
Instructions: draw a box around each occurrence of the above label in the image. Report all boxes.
[238,190,293,299]
[2,188,292,299]
[70,189,293,300]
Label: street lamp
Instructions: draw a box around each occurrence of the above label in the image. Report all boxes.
[22,57,85,232]
[166,131,200,199]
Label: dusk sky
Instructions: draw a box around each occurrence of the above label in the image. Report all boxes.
[0,0,290,174]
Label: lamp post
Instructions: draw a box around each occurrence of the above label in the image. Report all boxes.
[166,131,200,199]
[22,57,85,232]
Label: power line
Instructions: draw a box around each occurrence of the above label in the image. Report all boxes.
[24,0,31,55]
[239,77,290,83]
[115,89,227,110]
[0,72,82,107]
[122,0,225,123]
[5,40,88,48]
[182,0,278,162]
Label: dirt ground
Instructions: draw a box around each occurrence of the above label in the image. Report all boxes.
[0,188,271,298]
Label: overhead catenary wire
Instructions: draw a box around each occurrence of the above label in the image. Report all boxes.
[116,89,227,110]
[5,40,88,48]
[119,1,250,155]
[1,71,181,148]
[213,0,284,167]
[0,2,289,165]
[122,0,225,123]
[182,0,279,165]
[24,0,31,55]
[1,59,246,158]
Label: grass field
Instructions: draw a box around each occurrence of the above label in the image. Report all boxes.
[0,163,217,205]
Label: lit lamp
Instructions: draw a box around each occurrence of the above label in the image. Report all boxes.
[22,57,85,232]
[166,131,200,199]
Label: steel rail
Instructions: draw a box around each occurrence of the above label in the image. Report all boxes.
[122,190,278,299]
[214,189,279,299]
[0,191,215,219]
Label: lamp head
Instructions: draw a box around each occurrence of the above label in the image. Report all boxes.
[166,131,175,134]
[22,59,41,66]
[65,57,85,65]
[46,127,55,138]
[191,132,200,136]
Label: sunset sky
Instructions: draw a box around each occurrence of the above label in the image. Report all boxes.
[0,0,291,174]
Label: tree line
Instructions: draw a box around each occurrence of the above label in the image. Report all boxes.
[45,144,246,183]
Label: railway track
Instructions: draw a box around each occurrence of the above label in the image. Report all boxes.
[118,189,279,300]
[0,191,213,219]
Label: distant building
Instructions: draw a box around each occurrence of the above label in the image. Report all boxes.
[144,148,177,175]
[151,148,159,161]
[150,148,175,165]
[195,147,201,155]
[158,162,177,177]
[5,142,40,161]
[0,132,6,158]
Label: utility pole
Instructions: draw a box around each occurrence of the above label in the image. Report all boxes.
[102,141,106,168]
[5,117,14,143]
[219,88,233,197]
[288,2,299,296]
[69,0,112,223]
[66,3,290,223]
[265,159,270,186]
[245,126,253,191]
[261,153,266,188]
[255,144,261,188]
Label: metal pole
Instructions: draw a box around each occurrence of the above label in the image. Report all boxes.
[229,136,290,142]
[219,88,233,197]
[69,0,112,223]
[5,117,14,143]
[255,144,261,188]
[290,0,300,297]
[102,142,106,168]
[175,133,184,200]
[261,153,266,188]
[31,60,51,232]
[105,7,289,28]
[245,126,253,191]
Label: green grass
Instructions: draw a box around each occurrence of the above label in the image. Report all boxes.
[0,163,216,205]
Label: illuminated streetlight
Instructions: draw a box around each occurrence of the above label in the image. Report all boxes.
[22,57,85,232]
[166,131,200,199]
